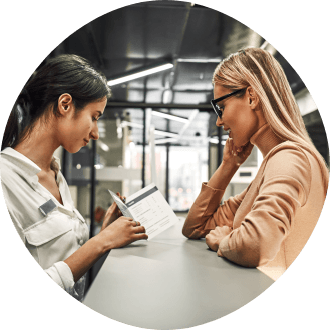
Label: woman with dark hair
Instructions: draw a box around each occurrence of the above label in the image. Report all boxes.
[0,54,147,301]
[182,48,329,281]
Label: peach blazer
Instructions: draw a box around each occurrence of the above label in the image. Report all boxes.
[182,124,328,280]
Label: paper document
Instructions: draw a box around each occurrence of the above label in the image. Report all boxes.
[108,183,179,240]
[108,191,134,218]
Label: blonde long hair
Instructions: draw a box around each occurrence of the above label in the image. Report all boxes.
[213,47,329,196]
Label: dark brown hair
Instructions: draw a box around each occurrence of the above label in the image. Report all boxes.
[2,54,111,150]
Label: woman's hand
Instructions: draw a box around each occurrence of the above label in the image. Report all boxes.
[65,217,147,283]
[222,137,254,167]
[98,216,148,251]
[207,138,253,190]
[205,226,232,253]
[101,192,125,231]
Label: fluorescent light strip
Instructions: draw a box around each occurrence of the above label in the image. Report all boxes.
[210,135,229,144]
[97,140,109,152]
[151,110,189,123]
[177,58,221,63]
[121,122,180,140]
[154,138,178,145]
[108,63,174,86]
[209,137,219,144]
[154,130,180,138]
[120,121,144,129]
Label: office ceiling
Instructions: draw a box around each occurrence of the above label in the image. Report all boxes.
[41,0,306,146]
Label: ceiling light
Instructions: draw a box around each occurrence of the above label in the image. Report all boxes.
[107,63,173,86]
[177,58,221,63]
[154,138,178,144]
[162,90,173,104]
[121,121,144,129]
[151,110,190,123]
[154,130,180,138]
[97,140,109,152]
[209,137,219,144]
[260,41,277,55]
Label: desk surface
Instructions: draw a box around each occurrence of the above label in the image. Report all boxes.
[83,219,274,329]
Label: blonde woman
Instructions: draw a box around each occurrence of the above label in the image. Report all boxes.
[182,47,329,280]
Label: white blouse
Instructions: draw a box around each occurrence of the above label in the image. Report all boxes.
[0,147,89,301]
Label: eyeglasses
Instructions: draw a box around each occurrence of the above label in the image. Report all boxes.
[210,88,246,119]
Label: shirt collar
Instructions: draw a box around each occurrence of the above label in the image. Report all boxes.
[1,147,61,188]
[54,156,61,170]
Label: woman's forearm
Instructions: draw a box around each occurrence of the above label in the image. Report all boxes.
[207,160,240,190]
[182,161,239,238]
[63,217,148,283]
[63,235,109,283]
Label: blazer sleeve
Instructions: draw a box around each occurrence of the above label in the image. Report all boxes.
[218,147,311,267]
[182,182,250,239]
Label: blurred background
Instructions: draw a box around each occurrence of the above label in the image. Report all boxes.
[37,1,328,291]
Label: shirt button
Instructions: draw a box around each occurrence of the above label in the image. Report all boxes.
[79,239,84,245]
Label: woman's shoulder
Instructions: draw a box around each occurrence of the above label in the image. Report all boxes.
[1,156,25,189]
[261,141,317,196]
[260,140,328,207]
[0,153,60,230]
[1,147,40,187]
[266,141,313,167]
[0,151,18,183]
